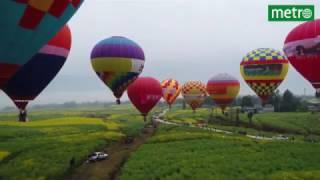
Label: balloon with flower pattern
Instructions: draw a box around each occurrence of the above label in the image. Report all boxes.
[91,36,145,104]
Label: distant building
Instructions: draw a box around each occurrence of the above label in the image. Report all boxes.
[262,104,275,112]
[241,104,275,113]
[241,105,262,113]
[306,98,320,112]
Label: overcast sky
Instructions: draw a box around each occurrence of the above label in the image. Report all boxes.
[0,0,319,108]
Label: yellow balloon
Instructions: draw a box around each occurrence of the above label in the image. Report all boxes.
[240,48,289,103]
[207,73,240,111]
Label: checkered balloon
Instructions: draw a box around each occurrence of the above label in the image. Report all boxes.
[182,81,207,111]
[240,48,289,103]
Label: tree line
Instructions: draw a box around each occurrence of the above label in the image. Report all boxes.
[238,90,308,112]
[174,89,310,112]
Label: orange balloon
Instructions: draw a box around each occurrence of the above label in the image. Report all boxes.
[161,79,181,108]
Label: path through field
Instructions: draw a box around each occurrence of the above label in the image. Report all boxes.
[67,126,155,180]
[68,109,290,180]
[155,109,289,141]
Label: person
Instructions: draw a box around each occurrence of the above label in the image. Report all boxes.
[22,110,27,122]
[19,109,23,121]
[316,89,320,98]
[70,157,75,169]
[19,109,27,122]
[247,111,254,125]
[235,108,240,126]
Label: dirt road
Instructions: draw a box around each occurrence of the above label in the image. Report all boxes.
[67,126,155,180]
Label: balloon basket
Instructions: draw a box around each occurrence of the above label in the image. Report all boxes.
[116,99,121,105]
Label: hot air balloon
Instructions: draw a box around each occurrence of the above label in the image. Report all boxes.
[207,74,240,112]
[181,81,207,112]
[127,77,162,122]
[240,48,289,104]
[161,79,181,109]
[0,1,83,88]
[91,36,145,104]
[284,19,320,97]
[3,25,72,121]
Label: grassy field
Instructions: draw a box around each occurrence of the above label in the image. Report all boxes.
[2,104,320,179]
[165,107,320,136]
[0,104,147,180]
[119,125,320,180]
[246,112,320,135]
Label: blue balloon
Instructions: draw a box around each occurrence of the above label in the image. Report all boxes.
[0,0,83,88]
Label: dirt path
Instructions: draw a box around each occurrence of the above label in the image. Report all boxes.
[66,127,155,180]
[155,109,289,141]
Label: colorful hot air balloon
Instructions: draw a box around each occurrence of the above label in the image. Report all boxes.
[181,81,207,112]
[91,36,145,104]
[0,1,83,88]
[207,73,240,112]
[240,48,289,104]
[3,25,72,113]
[284,19,320,96]
[161,79,181,109]
[127,77,162,121]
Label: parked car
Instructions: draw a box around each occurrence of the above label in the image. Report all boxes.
[87,152,108,163]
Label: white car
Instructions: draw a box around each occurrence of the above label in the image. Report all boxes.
[87,152,108,163]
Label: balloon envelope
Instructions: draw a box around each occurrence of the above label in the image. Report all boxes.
[181,81,207,111]
[0,1,83,88]
[3,25,72,110]
[284,19,320,91]
[161,79,181,108]
[207,73,240,111]
[240,48,289,103]
[127,77,162,119]
[91,36,145,103]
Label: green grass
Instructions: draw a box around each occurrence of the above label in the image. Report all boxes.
[165,108,277,137]
[246,112,320,135]
[166,108,320,137]
[0,105,149,180]
[119,125,320,180]
[0,117,121,180]
[3,105,319,179]
[0,151,9,161]
[166,108,210,124]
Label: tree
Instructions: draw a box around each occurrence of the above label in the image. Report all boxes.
[203,96,214,106]
[241,95,254,107]
[182,100,186,110]
[233,97,242,106]
[280,89,298,112]
[268,90,281,112]
[247,111,254,125]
